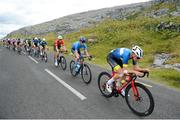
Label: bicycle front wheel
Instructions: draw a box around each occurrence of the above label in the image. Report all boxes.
[44,52,48,63]
[81,64,92,84]
[125,82,154,116]
[60,56,67,70]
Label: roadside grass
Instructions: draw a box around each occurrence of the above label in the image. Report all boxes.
[151,68,180,89]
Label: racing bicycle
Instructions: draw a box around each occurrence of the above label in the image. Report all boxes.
[98,71,154,116]
[70,55,92,84]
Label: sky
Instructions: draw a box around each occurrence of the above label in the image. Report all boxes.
[0,0,150,39]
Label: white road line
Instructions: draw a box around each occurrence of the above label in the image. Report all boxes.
[45,69,87,101]
[22,51,26,55]
[28,56,38,64]
[137,81,152,88]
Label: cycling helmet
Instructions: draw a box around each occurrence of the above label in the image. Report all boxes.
[58,35,63,40]
[34,37,38,40]
[132,45,143,59]
[79,36,86,43]
[42,38,46,41]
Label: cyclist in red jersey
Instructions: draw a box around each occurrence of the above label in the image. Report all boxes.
[54,35,67,66]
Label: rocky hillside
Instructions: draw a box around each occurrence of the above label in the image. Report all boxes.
[7,2,154,37]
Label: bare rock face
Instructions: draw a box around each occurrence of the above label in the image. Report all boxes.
[152,53,180,71]
[153,53,171,67]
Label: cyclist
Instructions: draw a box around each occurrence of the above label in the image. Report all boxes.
[32,37,41,56]
[27,38,32,49]
[16,38,21,48]
[33,37,39,48]
[40,38,48,55]
[54,35,67,66]
[71,36,91,71]
[106,46,149,96]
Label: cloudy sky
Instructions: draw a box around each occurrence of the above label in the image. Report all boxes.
[0,0,150,38]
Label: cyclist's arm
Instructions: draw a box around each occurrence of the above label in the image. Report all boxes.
[74,50,80,59]
[132,65,149,73]
[84,49,90,57]
[56,46,59,52]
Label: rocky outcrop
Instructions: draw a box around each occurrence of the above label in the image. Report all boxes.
[156,22,180,32]
[152,53,180,71]
[152,53,171,67]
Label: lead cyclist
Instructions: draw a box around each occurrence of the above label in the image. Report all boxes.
[106,45,149,96]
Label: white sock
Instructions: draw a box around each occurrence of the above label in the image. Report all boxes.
[107,78,114,86]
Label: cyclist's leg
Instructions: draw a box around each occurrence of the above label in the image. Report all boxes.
[54,46,59,66]
[106,53,123,84]
[40,45,43,55]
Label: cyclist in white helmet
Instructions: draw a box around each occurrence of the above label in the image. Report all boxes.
[106,45,149,96]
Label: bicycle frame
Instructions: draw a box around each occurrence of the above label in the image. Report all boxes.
[112,71,140,98]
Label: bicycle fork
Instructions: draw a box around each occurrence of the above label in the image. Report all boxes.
[131,80,140,101]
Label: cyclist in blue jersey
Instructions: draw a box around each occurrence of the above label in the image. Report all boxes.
[32,37,41,56]
[33,37,39,48]
[71,36,91,62]
[40,38,48,55]
[106,46,149,96]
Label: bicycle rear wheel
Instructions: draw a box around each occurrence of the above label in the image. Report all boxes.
[125,82,154,116]
[81,64,92,84]
[98,72,114,98]
[60,56,67,70]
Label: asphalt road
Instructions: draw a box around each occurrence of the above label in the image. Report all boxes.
[0,46,180,119]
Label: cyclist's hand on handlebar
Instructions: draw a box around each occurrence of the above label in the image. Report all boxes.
[88,55,93,60]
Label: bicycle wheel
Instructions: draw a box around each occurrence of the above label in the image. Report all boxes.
[70,60,78,77]
[125,82,154,116]
[44,52,48,63]
[98,72,114,98]
[81,64,92,84]
[60,56,67,70]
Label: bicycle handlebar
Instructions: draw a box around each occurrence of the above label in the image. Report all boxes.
[138,71,149,78]
[128,71,149,80]
[80,55,93,61]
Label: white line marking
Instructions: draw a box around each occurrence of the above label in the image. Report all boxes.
[137,81,152,88]
[22,51,26,54]
[28,56,38,64]
[45,69,87,100]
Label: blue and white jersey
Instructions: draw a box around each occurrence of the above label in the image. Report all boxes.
[72,41,87,51]
[111,48,136,66]
[40,41,47,46]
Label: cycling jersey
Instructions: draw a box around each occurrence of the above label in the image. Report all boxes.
[54,39,64,48]
[40,41,47,46]
[107,48,136,71]
[72,41,87,51]
[40,41,47,48]
[33,39,38,46]
[17,40,21,45]
[33,39,41,47]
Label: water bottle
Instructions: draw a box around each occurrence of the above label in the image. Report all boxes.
[75,63,80,72]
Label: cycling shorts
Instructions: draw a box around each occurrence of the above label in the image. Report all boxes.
[107,53,123,72]
[54,45,61,52]
[71,48,81,56]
